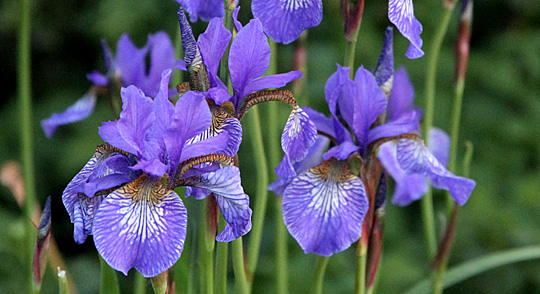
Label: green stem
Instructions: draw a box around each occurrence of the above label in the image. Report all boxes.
[313,256,330,294]
[174,188,194,294]
[99,256,120,294]
[344,31,360,75]
[134,272,146,294]
[421,3,456,261]
[275,197,289,294]
[199,199,215,294]
[245,106,269,284]
[354,240,367,294]
[18,0,37,292]
[216,218,229,294]
[232,238,249,294]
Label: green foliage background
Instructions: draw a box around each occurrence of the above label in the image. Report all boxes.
[1,0,539,293]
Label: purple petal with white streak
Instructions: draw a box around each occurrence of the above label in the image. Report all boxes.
[93,175,187,277]
[428,128,450,167]
[396,139,475,205]
[388,0,424,59]
[283,160,368,256]
[281,106,317,162]
[41,92,97,138]
[252,0,323,44]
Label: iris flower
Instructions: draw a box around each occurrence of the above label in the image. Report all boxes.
[388,0,424,58]
[177,7,317,177]
[270,29,474,256]
[62,69,251,277]
[41,32,176,137]
[175,0,322,44]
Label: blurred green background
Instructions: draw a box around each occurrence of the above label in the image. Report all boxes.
[1,0,540,293]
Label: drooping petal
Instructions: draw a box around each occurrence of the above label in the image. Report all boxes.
[93,175,187,277]
[373,27,394,87]
[176,0,225,22]
[41,92,97,138]
[281,106,317,163]
[396,139,475,205]
[165,91,212,168]
[198,18,232,87]
[275,154,296,179]
[184,166,252,242]
[228,18,270,109]
[302,108,336,139]
[252,0,323,44]
[378,141,427,206]
[282,159,368,256]
[388,0,424,59]
[62,145,133,243]
[428,128,450,167]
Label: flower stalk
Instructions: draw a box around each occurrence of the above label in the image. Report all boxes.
[341,0,365,72]
[314,256,330,294]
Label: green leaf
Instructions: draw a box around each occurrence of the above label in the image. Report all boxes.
[404,246,540,294]
[99,256,120,294]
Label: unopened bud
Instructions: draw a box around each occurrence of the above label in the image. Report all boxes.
[342,0,365,42]
[151,270,169,294]
[33,197,52,292]
[454,0,473,83]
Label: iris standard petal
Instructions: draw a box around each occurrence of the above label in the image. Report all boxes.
[93,175,187,277]
[62,145,132,243]
[367,110,419,144]
[282,159,368,256]
[378,141,427,206]
[349,66,388,149]
[396,139,475,205]
[229,18,270,108]
[185,166,252,242]
[165,91,212,167]
[252,0,323,44]
[41,91,97,138]
[176,0,224,22]
[323,141,359,161]
[303,108,336,139]
[86,71,108,86]
[388,0,424,59]
[198,17,232,87]
[387,67,416,121]
[144,33,175,97]
[116,34,148,88]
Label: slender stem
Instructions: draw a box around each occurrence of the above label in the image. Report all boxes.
[216,215,229,294]
[313,256,330,294]
[134,272,146,294]
[275,197,289,294]
[232,238,249,294]
[245,106,269,283]
[99,256,120,294]
[355,239,367,294]
[421,3,456,261]
[18,0,37,292]
[174,187,193,294]
[199,198,215,294]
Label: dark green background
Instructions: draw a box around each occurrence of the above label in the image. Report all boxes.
[1,0,539,293]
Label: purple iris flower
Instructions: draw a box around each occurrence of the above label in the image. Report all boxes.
[377,70,475,206]
[252,0,323,44]
[178,7,317,178]
[41,32,176,138]
[388,0,424,59]
[62,69,251,277]
[175,0,225,22]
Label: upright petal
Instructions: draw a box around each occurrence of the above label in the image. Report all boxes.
[41,91,97,138]
[388,0,424,59]
[252,0,323,44]
[176,0,225,22]
[229,19,270,109]
[93,175,187,277]
[198,18,232,87]
[184,166,252,242]
[144,32,176,97]
[387,67,416,121]
[165,91,212,169]
[116,34,148,87]
[396,139,475,205]
[428,128,450,167]
[347,67,387,149]
[283,159,368,256]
